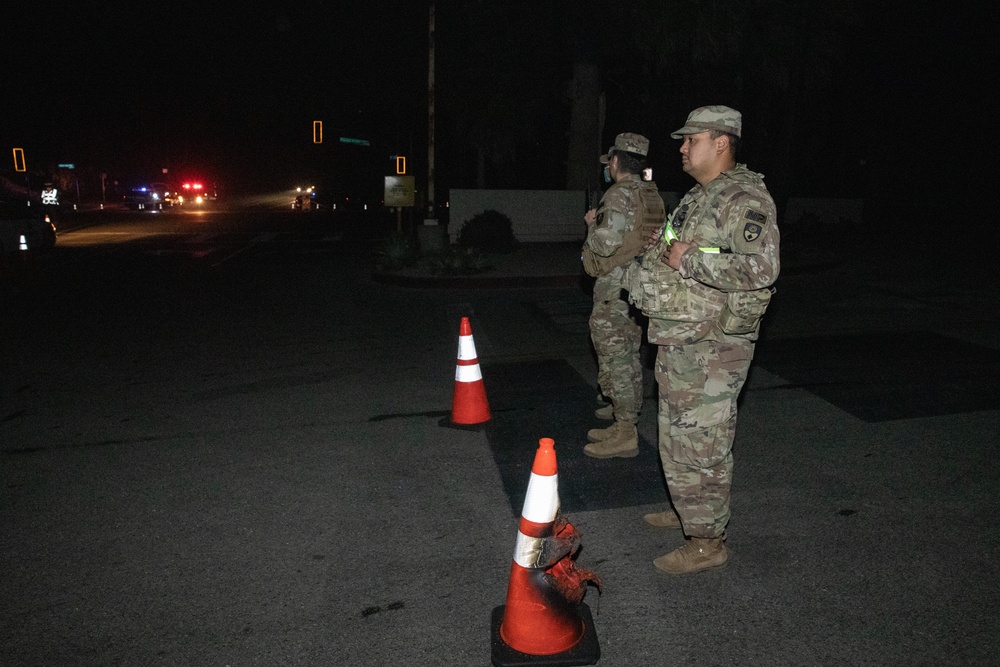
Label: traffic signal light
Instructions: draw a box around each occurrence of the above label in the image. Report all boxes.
[12,148,26,172]
[313,121,323,144]
[396,156,406,174]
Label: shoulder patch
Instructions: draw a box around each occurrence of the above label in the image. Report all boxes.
[743,222,762,243]
[744,209,767,223]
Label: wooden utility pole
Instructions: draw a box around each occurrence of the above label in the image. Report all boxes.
[425,1,437,224]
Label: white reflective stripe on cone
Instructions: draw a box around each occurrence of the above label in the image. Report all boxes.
[512,532,546,569]
[521,473,559,523]
[457,335,478,360]
[455,363,483,382]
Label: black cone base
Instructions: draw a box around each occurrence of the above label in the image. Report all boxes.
[490,603,600,666]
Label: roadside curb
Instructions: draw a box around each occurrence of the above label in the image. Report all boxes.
[371,271,586,289]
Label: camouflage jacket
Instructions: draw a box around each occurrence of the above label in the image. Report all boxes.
[582,174,666,300]
[628,164,780,344]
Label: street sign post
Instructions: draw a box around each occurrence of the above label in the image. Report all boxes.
[384,175,415,208]
[385,175,416,233]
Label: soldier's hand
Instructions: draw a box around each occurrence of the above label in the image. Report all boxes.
[643,224,663,250]
[661,240,694,270]
[584,209,597,226]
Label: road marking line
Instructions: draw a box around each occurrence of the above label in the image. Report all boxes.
[211,245,252,266]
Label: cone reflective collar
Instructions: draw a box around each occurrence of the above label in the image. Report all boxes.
[451,317,491,425]
[19,235,28,251]
[513,441,559,568]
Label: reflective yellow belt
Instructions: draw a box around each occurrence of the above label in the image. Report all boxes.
[664,224,721,253]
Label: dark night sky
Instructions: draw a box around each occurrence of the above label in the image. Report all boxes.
[4,3,429,193]
[2,2,989,210]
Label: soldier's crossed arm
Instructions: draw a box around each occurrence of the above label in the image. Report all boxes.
[586,189,635,257]
[680,192,779,290]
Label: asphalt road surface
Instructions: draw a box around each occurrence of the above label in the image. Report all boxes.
[2,208,999,666]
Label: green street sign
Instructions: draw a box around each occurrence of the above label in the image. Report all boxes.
[339,137,370,146]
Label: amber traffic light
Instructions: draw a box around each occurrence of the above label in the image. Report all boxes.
[13,148,26,172]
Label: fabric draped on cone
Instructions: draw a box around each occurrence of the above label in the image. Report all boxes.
[541,518,602,602]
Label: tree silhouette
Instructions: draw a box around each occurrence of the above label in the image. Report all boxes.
[436,0,863,207]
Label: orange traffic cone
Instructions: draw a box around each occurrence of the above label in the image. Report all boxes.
[18,234,32,271]
[451,317,491,425]
[491,438,601,666]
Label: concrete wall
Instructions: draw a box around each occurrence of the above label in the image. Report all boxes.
[448,189,681,244]
[448,189,587,243]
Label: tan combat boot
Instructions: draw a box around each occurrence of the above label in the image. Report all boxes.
[653,536,728,574]
[583,421,639,458]
[587,421,617,442]
[643,509,682,529]
[594,403,614,420]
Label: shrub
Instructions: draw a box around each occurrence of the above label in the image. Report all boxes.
[427,246,494,276]
[456,210,518,254]
[375,232,420,271]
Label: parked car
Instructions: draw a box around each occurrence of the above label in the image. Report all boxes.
[0,199,56,254]
[172,181,217,208]
[292,186,318,211]
[123,184,172,211]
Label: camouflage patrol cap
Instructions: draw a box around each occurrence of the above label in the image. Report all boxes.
[600,132,649,163]
[670,105,742,139]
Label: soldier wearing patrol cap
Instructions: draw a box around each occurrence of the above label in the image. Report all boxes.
[581,133,666,459]
[626,106,780,574]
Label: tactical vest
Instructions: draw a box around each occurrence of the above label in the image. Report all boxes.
[626,166,774,334]
[582,180,666,278]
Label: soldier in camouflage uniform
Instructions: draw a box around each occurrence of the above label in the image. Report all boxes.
[581,133,666,458]
[626,107,780,574]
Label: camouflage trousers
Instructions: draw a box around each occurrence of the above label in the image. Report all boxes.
[655,338,754,538]
[589,292,643,423]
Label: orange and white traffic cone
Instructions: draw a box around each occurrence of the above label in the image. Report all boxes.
[491,438,601,666]
[18,234,32,271]
[451,316,491,425]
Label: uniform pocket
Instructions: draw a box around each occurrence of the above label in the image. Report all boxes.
[634,260,725,323]
[664,343,750,468]
[667,421,736,469]
[719,288,773,334]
